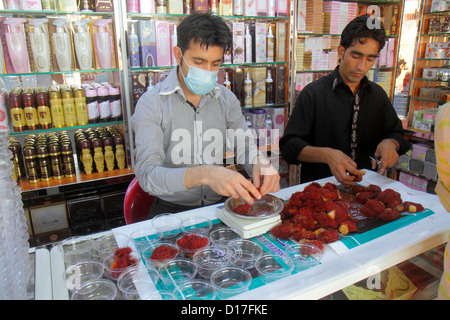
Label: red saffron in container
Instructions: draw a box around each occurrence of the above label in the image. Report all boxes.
[110,247,138,270]
[176,234,208,250]
[150,244,178,260]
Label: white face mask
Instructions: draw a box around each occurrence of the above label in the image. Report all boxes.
[181,54,218,96]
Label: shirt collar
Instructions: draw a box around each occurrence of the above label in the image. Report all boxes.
[160,67,222,99]
[331,66,372,93]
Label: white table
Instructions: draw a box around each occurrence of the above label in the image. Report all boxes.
[47,170,450,300]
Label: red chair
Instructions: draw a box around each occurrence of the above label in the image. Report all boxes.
[123,177,154,224]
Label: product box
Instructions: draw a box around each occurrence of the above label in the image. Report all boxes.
[422,67,438,80]
[194,0,209,13]
[412,143,429,161]
[131,73,147,110]
[101,190,126,229]
[66,191,104,235]
[425,148,436,164]
[423,162,438,180]
[155,20,171,67]
[245,0,257,16]
[397,154,411,171]
[247,67,266,107]
[94,0,114,12]
[232,21,245,64]
[30,195,69,235]
[256,0,267,16]
[413,176,428,192]
[409,158,425,174]
[140,0,155,13]
[276,0,288,17]
[138,20,157,68]
[398,171,414,186]
[168,0,183,14]
[275,65,287,104]
[276,22,287,62]
[35,229,72,246]
[233,67,245,106]
[268,107,285,144]
[255,22,267,63]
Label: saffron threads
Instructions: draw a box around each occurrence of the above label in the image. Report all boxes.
[149,244,178,260]
[176,234,208,250]
[110,247,138,270]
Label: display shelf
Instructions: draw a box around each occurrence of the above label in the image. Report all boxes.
[0,68,119,77]
[0,9,114,16]
[18,167,134,192]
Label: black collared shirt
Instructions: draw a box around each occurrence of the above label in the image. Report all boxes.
[280,67,411,183]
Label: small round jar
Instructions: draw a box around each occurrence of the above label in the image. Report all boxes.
[176,232,209,259]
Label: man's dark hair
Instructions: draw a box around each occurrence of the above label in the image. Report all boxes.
[177,13,232,54]
[340,14,386,52]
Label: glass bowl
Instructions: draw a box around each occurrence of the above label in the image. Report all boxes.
[209,227,241,247]
[64,260,105,292]
[70,279,118,300]
[255,254,294,284]
[192,246,233,279]
[224,194,284,219]
[151,213,182,241]
[228,239,263,269]
[210,267,252,299]
[173,280,216,300]
[158,258,198,291]
[176,232,209,259]
[180,216,213,235]
[285,242,323,272]
[142,242,179,268]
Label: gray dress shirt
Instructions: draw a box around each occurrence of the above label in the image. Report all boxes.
[131,67,260,206]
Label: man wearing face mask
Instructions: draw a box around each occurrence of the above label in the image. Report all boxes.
[280,15,411,186]
[131,13,280,218]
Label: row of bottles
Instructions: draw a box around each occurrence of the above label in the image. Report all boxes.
[74,126,125,175]
[7,82,122,133]
[9,131,76,183]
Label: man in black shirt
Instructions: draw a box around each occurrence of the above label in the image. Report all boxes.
[280,14,411,185]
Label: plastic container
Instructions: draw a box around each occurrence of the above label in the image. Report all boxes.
[158,259,198,291]
[71,279,118,300]
[210,267,252,299]
[173,279,216,300]
[151,213,182,241]
[285,242,323,272]
[58,236,94,266]
[102,249,140,281]
[131,230,162,253]
[228,239,263,269]
[254,254,294,284]
[117,266,159,300]
[210,227,241,247]
[176,232,209,259]
[180,216,213,235]
[93,233,131,259]
[142,242,179,268]
[192,246,233,279]
[64,260,104,291]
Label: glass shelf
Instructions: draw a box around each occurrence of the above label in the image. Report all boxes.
[126,12,289,20]
[8,121,124,136]
[241,103,287,110]
[0,68,120,78]
[130,61,288,72]
[0,9,114,16]
[296,67,395,73]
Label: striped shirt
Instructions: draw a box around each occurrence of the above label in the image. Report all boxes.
[435,102,450,300]
[131,67,259,207]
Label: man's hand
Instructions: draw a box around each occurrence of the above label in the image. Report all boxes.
[373,139,400,175]
[185,165,262,204]
[324,148,362,186]
[251,155,281,196]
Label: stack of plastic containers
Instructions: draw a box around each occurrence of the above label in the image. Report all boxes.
[0,130,31,299]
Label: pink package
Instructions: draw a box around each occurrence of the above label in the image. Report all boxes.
[155,21,171,67]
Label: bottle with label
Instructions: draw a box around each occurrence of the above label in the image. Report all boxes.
[156,0,167,13]
[265,114,272,145]
[114,135,126,169]
[49,89,65,128]
[85,86,99,124]
[97,86,111,122]
[184,0,192,14]
[61,88,77,127]
[61,141,76,177]
[36,87,52,129]
[224,72,232,90]
[23,146,40,183]
[266,25,274,62]
[244,71,253,107]
[210,0,218,13]
[36,145,52,181]
[80,139,93,174]
[108,85,122,121]
[22,88,40,131]
[103,137,115,171]
[8,88,26,132]
[265,69,274,105]
[245,24,252,63]
[73,88,89,125]
[92,138,105,173]
[48,144,64,179]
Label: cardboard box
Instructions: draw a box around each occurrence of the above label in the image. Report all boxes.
[411,143,429,160]
[247,67,266,107]
[255,22,267,63]
[276,22,287,62]
[409,158,425,174]
[138,20,157,68]
[155,21,171,67]
[397,154,411,171]
[232,21,245,64]
[423,162,438,180]
[30,196,69,234]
